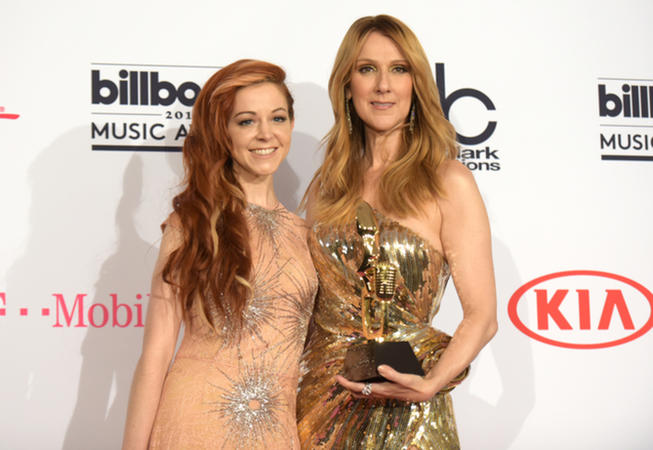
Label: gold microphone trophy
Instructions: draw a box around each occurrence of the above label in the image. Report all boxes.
[342,202,425,383]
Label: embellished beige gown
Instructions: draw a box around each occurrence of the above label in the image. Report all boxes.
[297,203,468,449]
[149,204,317,450]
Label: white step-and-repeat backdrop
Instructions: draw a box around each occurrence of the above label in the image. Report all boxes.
[2,1,652,448]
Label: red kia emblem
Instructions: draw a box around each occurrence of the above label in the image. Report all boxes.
[508,270,653,349]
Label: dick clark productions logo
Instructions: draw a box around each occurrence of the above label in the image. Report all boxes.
[435,63,501,172]
[508,271,653,349]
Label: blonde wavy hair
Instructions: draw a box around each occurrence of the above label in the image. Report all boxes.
[305,14,458,224]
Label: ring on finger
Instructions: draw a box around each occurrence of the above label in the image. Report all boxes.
[361,383,372,396]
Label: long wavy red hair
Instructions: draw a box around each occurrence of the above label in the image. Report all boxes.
[162,59,294,333]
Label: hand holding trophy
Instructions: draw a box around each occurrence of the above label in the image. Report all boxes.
[342,202,425,382]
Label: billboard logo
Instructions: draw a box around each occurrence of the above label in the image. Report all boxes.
[435,63,500,171]
[508,271,653,349]
[90,63,220,152]
[599,83,653,118]
[597,77,653,161]
[92,70,200,107]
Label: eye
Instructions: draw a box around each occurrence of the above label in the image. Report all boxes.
[273,115,288,123]
[237,118,254,126]
[392,65,410,74]
[357,65,375,74]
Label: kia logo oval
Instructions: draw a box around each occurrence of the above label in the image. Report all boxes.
[508,271,653,349]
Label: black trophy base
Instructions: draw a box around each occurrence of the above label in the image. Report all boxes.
[342,340,425,383]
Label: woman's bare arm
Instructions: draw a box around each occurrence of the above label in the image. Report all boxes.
[420,159,498,392]
[336,160,497,401]
[122,218,184,449]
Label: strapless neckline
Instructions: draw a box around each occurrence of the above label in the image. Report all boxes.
[361,200,447,264]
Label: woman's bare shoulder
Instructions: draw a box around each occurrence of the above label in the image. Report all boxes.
[435,160,482,207]
[159,212,185,252]
[437,159,476,190]
[161,211,183,231]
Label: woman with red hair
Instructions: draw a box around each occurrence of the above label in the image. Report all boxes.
[122,59,317,449]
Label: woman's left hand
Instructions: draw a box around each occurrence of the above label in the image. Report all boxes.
[335,365,439,402]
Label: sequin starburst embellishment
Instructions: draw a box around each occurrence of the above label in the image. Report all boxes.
[246,202,289,245]
[213,252,286,349]
[241,255,286,342]
[277,269,317,353]
[207,361,287,449]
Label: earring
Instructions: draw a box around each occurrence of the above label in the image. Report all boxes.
[345,99,353,135]
[409,102,416,134]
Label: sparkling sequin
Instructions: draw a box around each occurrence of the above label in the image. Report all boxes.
[206,359,287,449]
[246,202,289,251]
[220,254,287,348]
[213,204,310,349]
[148,204,317,449]
[297,203,468,450]
[276,268,317,354]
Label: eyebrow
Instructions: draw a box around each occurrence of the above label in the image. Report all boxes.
[233,107,288,118]
[355,58,409,65]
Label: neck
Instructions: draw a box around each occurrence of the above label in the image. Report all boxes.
[364,126,403,170]
[235,172,278,209]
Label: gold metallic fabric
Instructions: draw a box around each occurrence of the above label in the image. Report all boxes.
[297,203,468,449]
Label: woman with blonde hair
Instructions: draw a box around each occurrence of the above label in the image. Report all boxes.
[122,59,317,449]
[297,15,497,449]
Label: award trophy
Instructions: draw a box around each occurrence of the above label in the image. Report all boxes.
[342,202,425,383]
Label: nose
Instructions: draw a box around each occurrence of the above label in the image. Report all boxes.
[256,120,272,140]
[375,70,390,93]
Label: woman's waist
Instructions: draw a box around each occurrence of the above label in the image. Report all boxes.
[308,318,448,351]
[171,353,301,381]
[312,289,439,330]
[312,309,434,339]
[304,323,454,376]
[175,339,302,373]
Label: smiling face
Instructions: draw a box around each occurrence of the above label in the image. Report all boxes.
[227,82,293,183]
[349,31,413,135]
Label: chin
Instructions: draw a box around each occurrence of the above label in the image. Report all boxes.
[360,115,401,129]
[367,122,403,134]
[253,164,283,177]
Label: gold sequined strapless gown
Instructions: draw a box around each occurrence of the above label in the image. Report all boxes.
[297,204,467,449]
